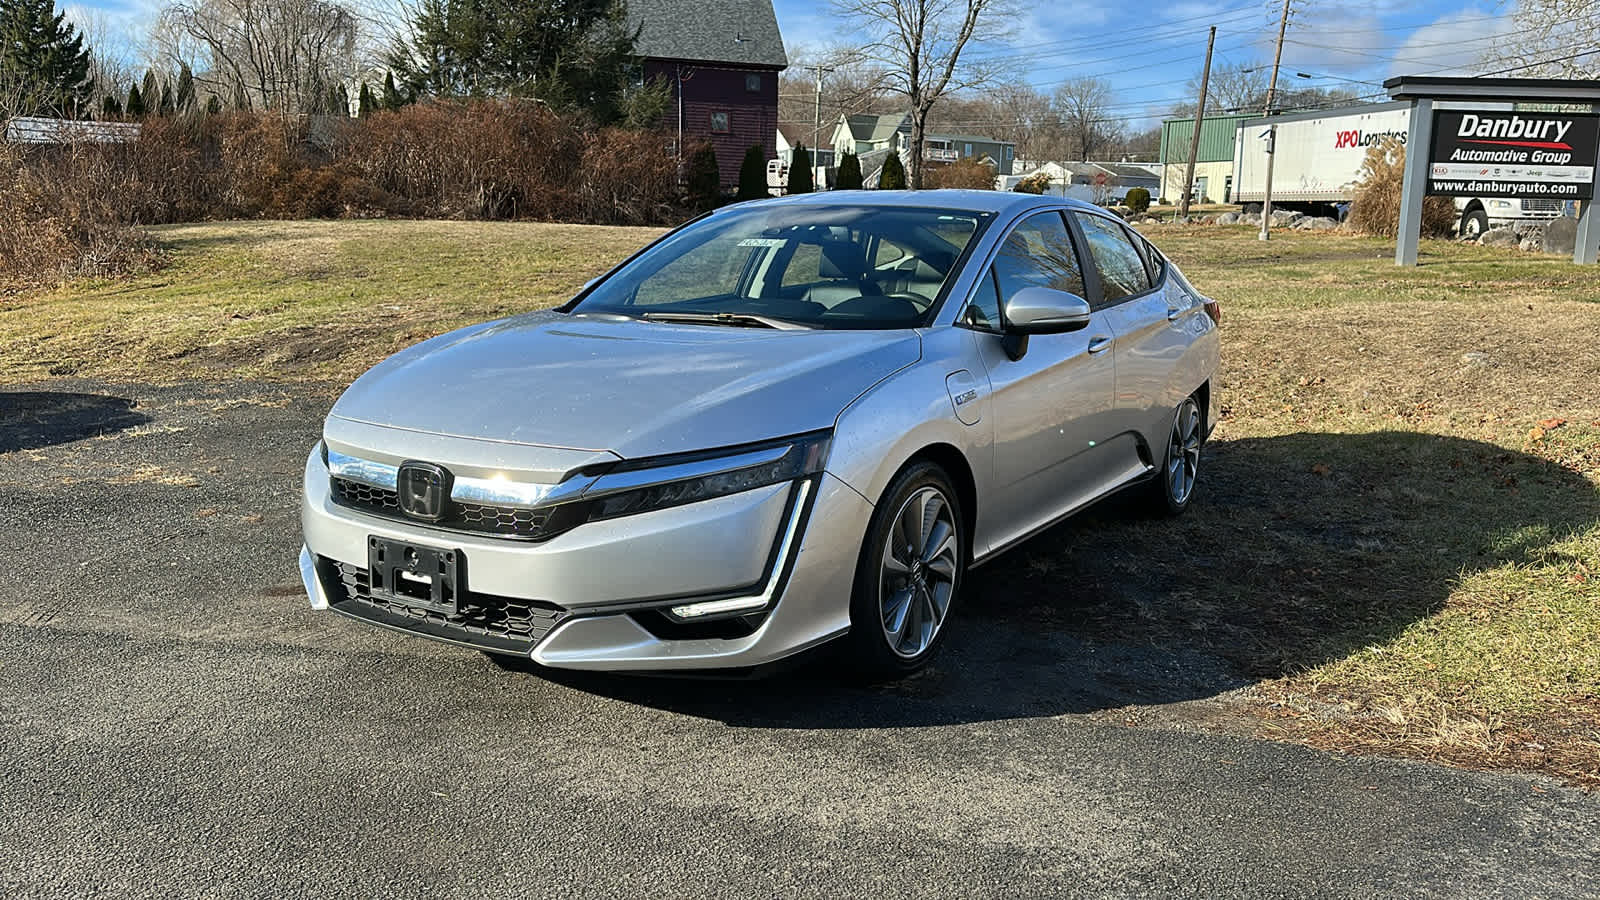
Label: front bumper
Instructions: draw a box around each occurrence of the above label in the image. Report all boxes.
[300,446,871,671]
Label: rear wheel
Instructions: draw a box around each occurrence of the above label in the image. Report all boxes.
[846,462,965,679]
[1144,396,1203,516]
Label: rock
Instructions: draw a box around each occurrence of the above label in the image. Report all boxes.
[1217,212,1240,225]
[1270,210,1304,227]
[1520,235,1543,252]
[1239,213,1261,226]
[1461,351,1491,368]
[1302,216,1339,230]
[1479,227,1519,247]
[1542,215,1578,255]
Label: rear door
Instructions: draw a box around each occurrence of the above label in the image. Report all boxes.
[961,210,1121,549]
[1069,212,1194,455]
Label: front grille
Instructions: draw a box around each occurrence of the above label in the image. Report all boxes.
[327,560,566,648]
[1522,198,1563,214]
[331,476,581,541]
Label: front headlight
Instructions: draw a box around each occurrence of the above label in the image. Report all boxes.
[584,432,830,523]
[1490,199,1514,209]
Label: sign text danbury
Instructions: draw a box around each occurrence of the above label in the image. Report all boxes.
[1427,110,1599,200]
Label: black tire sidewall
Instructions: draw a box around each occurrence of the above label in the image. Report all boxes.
[847,462,965,677]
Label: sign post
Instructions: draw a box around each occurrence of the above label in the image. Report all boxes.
[1395,99,1432,267]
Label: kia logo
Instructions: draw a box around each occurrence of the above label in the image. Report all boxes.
[396,461,451,522]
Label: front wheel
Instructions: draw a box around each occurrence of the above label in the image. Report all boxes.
[846,462,965,679]
[1460,207,1489,239]
[1143,396,1203,516]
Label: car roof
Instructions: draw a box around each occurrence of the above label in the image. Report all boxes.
[720,189,1104,218]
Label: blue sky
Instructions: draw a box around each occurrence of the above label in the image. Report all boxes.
[68,0,1525,128]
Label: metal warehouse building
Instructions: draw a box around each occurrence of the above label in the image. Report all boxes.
[1159,113,1257,204]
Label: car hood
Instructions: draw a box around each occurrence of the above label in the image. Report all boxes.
[329,313,922,459]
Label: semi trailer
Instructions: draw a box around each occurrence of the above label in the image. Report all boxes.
[1232,101,1568,236]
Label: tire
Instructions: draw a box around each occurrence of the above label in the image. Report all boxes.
[1143,395,1203,517]
[1460,207,1488,239]
[845,462,966,679]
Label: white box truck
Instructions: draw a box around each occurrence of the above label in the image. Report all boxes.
[1232,101,1568,236]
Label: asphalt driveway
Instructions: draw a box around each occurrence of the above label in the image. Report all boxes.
[2,381,1596,898]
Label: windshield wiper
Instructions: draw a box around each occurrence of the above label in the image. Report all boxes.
[639,311,814,330]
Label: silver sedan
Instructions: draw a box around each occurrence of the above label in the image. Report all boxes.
[298,190,1220,677]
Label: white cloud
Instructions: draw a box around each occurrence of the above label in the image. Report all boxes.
[1387,8,1511,77]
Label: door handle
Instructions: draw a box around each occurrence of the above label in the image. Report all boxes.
[1167,306,1183,321]
[1087,336,1113,354]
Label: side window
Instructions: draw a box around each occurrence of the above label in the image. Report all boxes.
[991,211,1086,305]
[781,244,823,287]
[1073,213,1152,306]
[1126,226,1164,284]
[963,269,1002,331]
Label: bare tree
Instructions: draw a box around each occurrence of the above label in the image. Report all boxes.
[1052,77,1117,161]
[832,0,1012,189]
[1173,61,1267,117]
[1479,0,1600,78]
[778,45,898,149]
[160,0,360,114]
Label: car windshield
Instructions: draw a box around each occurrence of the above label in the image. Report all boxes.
[573,204,990,329]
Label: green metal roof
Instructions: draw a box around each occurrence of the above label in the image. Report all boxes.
[1159,114,1257,164]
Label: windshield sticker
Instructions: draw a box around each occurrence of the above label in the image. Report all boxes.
[737,238,788,248]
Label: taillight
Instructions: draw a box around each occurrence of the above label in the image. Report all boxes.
[1203,298,1221,325]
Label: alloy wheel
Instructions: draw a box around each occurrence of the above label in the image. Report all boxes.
[879,486,959,659]
[1167,398,1202,505]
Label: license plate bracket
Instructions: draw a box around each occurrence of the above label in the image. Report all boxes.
[367,536,461,615]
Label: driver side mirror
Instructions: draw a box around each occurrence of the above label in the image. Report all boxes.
[1003,287,1092,334]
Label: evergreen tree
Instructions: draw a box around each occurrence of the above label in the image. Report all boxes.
[835,151,863,190]
[388,0,639,122]
[99,93,121,119]
[204,94,222,115]
[735,145,769,202]
[335,83,350,116]
[357,82,376,117]
[787,144,813,194]
[878,152,907,190]
[684,143,721,210]
[0,0,94,117]
[124,82,144,118]
[172,63,196,114]
[381,71,404,109]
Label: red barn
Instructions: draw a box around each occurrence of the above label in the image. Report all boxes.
[629,0,788,190]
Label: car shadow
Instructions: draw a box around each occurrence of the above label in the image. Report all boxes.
[0,392,151,453]
[522,430,1600,728]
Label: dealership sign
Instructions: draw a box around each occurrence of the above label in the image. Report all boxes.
[1428,110,1599,199]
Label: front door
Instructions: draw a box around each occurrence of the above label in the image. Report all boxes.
[966,211,1119,549]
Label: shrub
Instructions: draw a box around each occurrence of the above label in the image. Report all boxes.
[0,142,165,290]
[736,145,769,201]
[835,151,862,190]
[684,142,721,211]
[878,152,906,189]
[788,143,813,194]
[926,157,995,190]
[1013,170,1051,194]
[1348,138,1455,238]
[1124,186,1151,213]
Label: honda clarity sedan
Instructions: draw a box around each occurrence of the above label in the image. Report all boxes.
[298,191,1220,677]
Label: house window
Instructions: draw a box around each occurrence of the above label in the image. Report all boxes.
[710,112,730,134]
[745,73,762,93]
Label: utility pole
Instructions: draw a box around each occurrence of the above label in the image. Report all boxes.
[810,63,834,186]
[1178,26,1216,221]
[1259,0,1291,241]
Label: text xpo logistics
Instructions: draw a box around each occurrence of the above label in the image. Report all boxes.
[1428,110,1599,200]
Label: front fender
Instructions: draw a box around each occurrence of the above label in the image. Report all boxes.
[826,328,993,551]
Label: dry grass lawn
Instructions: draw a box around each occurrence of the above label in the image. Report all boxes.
[3,217,1598,784]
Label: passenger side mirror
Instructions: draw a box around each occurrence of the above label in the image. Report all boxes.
[1003,287,1092,335]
